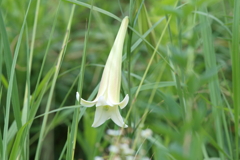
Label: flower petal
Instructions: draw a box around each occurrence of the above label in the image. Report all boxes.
[107,17,129,103]
[112,94,129,109]
[96,68,108,99]
[76,92,80,101]
[92,106,110,127]
[110,107,128,128]
[81,98,97,107]
[77,92,97,107]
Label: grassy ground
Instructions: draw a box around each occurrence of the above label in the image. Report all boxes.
[0,0,239,159]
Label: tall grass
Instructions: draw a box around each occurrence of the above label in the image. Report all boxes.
[0,0,239,159]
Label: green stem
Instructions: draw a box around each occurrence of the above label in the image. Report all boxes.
[231,0,240,159]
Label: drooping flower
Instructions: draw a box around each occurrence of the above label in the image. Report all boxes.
[76,16,129,128]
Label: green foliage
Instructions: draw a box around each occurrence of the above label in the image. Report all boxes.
[0,0,238,159]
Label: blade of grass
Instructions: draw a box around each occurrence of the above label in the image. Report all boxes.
[0,87,2,158]
[45,72,79,133]
[0,75,8,89]
[137,2,156,54]
[64,0,120,21]
[66,0,94,158]
[125,15,172,123]
[194,11,232,36]
[130,81,175,93]
[122,16,165,62]
[8,65,56,160]
[0,127,2,159]
[29,67,56,120]
[34,3,75,160]
[219,3,234,158]
[24,1,61,151]
[132,62,166,152]
[58,139,67,160]
[0,6,22,130]
[29,0,40,71]
[92,12,114,46]
[30,0,61,110]
[0,40,2,89]
[166,13,187,115]
[22,22,30,160]
[128,24,172,69]
[199,6,224,159]
[231,0,240,159]
[1,0,32,158]
[133,0,145,26]
[9,122,30,160]
[126,1,134,127]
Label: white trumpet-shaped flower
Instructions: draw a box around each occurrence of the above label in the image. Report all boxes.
[76,16,129,128]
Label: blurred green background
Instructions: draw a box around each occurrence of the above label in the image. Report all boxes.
[0,0,238,159]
